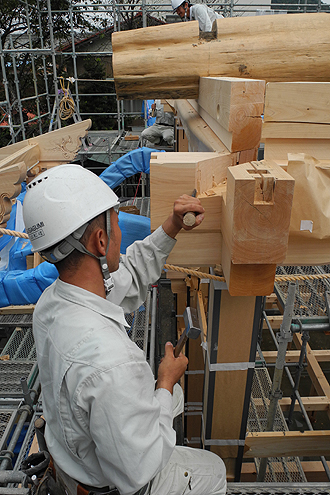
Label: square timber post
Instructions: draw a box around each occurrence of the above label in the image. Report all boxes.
[202,272,263,481]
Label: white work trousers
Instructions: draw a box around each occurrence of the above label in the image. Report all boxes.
[149,446,227,495]
[141,124,174,146]
[147,385,227,495]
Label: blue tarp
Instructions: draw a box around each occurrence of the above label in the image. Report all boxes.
[0,148,155,307]
[141,100,156,127]
[0,263,59,306]
[100,146,156,189]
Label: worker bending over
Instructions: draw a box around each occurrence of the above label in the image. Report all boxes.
[23,165,227,495]
[140,99,174,147]
[172,0,223,32]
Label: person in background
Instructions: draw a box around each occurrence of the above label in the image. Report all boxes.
[172,0,223,32]
[140,99,174,147]
[141,99,156,127]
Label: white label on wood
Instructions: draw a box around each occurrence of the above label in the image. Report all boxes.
[300,220,313,233]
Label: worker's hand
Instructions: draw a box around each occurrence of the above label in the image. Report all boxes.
[162,194,205,239]
[156,342,188,394]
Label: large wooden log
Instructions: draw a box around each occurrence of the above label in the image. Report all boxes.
[112,13,330,100]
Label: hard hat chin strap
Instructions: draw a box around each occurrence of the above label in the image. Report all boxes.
[42,210,114,295]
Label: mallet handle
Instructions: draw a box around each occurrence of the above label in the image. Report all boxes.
[174,332,188,358]
[182,189,197,227]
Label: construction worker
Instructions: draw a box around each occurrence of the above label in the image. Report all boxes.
[171,0,223,32]
[23,165,227,495]
[140,99,174,147]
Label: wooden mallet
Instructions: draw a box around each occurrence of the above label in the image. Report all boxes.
[174,307,201,357]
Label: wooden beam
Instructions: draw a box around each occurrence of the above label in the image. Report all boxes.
[174,99,259,160]
[0,140,30,160]
[202,286,256,464]
[300,460,330,482]
[196,77,265,152]
[262,122,330,140]
[166,232,222,266]
[293,333,330,402]
[0,161,27,227]
[150,151,226,232]
[221,160,294,295]
[262,315,283,330]
[0,305,35,314]
[263,349,330,364]
[264,138,330,162]
[112,14,330,100]
[173,99,230,153]
[0,144,39,171]
[264,82,330,123]
[0,145,38,227]
[221,248,276,296]
[222,160,294,264]
[279,396,330,412]
[244,430,330,458]
[0,120,91,174]
[29,119,91,165]
[263,82,330,162]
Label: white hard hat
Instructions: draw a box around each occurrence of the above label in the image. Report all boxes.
[23,164,119,254]
[172,0,185,11]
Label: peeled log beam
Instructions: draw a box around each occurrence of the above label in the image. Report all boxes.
[112,13,330,100]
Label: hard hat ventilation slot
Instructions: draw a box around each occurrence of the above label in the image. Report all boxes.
[27,176,48,190]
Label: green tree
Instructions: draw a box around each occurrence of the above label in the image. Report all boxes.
[78,56,118,131]
[0,0,102,144]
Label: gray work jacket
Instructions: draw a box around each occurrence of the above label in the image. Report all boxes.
[33,227,177,495]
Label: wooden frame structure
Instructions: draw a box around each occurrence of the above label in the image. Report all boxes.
[0,120,91,231]
[149,78,330,481]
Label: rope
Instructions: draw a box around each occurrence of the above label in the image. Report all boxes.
[0,228,29,239]
[275,273,330,283]
[1,228,330,285]
[164,264,330,285]
[164,264,225,282]
[59,77,75,120]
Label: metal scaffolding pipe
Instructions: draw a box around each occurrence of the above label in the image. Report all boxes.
[47,0,61,129]
[287,331,310,427]
[0,406,31,471]
[0,471,29,485]
[263,311,330,481]
[291,322,330,332]
[257,282,295,482]
[149,286,158,375]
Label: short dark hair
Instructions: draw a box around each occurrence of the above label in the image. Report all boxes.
[56,212,106,274]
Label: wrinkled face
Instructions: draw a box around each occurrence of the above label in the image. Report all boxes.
[107,207,122,273]
[176,3,189,18]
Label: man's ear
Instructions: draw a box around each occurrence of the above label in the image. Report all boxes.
[89,228,108,256]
